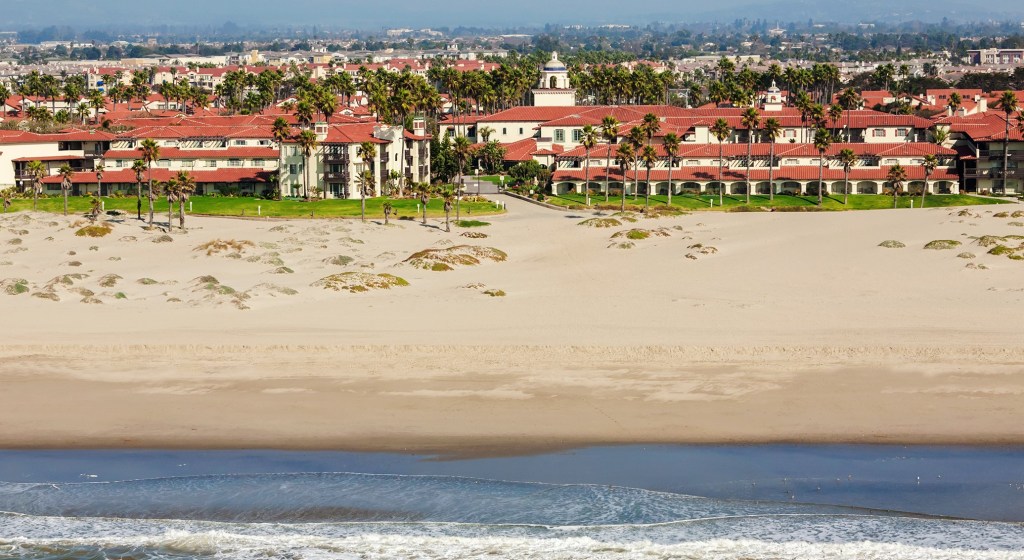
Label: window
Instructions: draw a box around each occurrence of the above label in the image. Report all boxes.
[572,129,582,142]
[896,128,908,136]
[519,128,524,135]
[811,158,821,165]
[785,159,798,165]
[686,159,698,166]
[115,160,125,167]
[228,158,242,167]
[181,160,195,169]
[258,140,270,146]
[205,160,217,168]
[555,129,565,142]
[873,129,886,137]
[783,130,796,138]
[253,159,264,167]
[156,160,169,168]
[289,164,298,175]
[884,159,898,165]
[502,128,507,135]
[235,140,248,146]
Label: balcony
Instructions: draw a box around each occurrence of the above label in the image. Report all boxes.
[323,171,349,182]
[963,168,1022,179]
[978,150,1024,160]
[323,154,349,164]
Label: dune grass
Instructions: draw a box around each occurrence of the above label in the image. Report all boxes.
[3,196,505,219]
[547,193,1011,211]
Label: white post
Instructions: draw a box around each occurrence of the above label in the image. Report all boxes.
[710,199,713,208]
[101,201,105,211]
[910,200,914,209]
[258,206,261,216]
[417,203,420,213]
[189,201,192,212]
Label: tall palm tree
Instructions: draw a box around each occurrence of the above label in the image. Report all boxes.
[615,143,634,212]
[174,171,196,230]
[139,138,160,227]
[478,126,495,143]
[132,159,146,220]
[836,148,857,206]
[627,127,645,201]
[762,117,781,202]
[416,182,431,225]
[163,175,178,231]
[947,91,962,116]
[452,135,472,220]
[26,160,46,212]
[382,201,393,225]
[441,185,455,232]
[710,118,731,206]
[356,140,377,222]
[921,154,938,208]
[58,164,74,216]
[296,129,318,201]
[271,117,291,199]
[600,115,619,202]
[640,145,658,212]
[663,132,680,206]
[813,128,832,206]
[998,91,1018,195]
[741,107,759,204]
[580,124,598,206]
[887,164,907,209]
[95,164,105,198]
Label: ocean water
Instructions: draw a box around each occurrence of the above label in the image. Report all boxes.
[0,447,1022,559]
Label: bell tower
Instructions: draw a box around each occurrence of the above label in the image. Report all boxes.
[532,52,576,107]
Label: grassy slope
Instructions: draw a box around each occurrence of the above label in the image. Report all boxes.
[546,193,1012,211]
[3,196,506,219]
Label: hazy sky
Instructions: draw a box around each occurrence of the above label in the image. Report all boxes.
[4,0,1023,29]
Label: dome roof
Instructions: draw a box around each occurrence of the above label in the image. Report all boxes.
[543,51,567,71]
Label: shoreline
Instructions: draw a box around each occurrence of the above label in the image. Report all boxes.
[2,343,1022,457]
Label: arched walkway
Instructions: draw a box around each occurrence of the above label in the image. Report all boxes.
[731,182,749,195]
[681,181,702,194]
[754,181,772,195]
[856,181,878,194]
[907,181,927,195]
[933,181,954,194]
[779,181,802,195]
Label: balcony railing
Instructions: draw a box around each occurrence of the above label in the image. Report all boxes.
[963,168,1022,179]
[323,171,349,182]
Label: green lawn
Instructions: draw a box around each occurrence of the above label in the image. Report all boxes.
[546,192,1013,211]
[3,196,506,219]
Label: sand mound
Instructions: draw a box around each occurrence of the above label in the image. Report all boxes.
[151,235,174,244]
[405,245,507,272]
[323,255,355,266]
[244,283,299,298]
[75,223,113,237]
[312,272,410,293]
[98,274,123,287]
[924,240,961,250]
[460,232,488,239]
[268,266,294,274]
[194,239,254,256]
[878,240,905,248]
[578,217,622,228]
[610,228,671,241]
[245,252,285,266]
[187,275,250,309]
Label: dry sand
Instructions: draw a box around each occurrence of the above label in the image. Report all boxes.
[0,198,1022,455]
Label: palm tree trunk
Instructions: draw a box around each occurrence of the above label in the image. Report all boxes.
[583,149,591,206]
[136,181,142,220]
[718,144,724,207]
[147,173,154,227]
[179,199,186,230]
[817,160,824,206]
[844,169,850,205]
[168,198,173,231]
[63,190,68,216]
[1002,119,1010,194]
[666,157,673,206]
[361,192,366,222]
[644,165,651,211]
[768,143,775,202]
[745,137,752,204]
[605,146,611,202]
[445,209,450,232]
[922,175,929,209]
[620,167,626,212]
[632,159,639,201]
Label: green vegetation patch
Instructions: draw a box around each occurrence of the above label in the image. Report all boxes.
[460,231,488,239]
[324,255,355,266]
[924,240,962,250]
[312,272,410,293]
[114,292,127,300]
[578,217,622,228]
[137,277,159,285]
[75,223,113,237]
[32,291,59,301]
[270,266,294,274]
[956,252,976,259]
[483,289,506,297]
[1,278,30,295]
[456,220,490,228]
[405,245,508,271]
[878,240,906,248]
[46,273,88,288]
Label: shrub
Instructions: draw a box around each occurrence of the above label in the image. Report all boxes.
[878,240,906,248]
[456,220,490,228]
[194,239,255,255]
[75,224,113,237]
[405,245,507,271]
[578,217,622,228]
[483,289,506,297]
[923,240,961,250]
[312,272,410,293]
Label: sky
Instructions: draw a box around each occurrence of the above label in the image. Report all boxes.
[3,0,1024,30]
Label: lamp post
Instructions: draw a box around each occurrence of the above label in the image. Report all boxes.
[500,172,505,192]
[475,168,480,196]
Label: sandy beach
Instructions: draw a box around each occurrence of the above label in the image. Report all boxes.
[0,197,1022,455]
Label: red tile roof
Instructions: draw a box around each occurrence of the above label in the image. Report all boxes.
[42,168,273,185]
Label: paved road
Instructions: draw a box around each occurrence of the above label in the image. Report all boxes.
[459,179,501,195]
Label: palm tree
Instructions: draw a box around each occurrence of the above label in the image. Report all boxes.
[640,145,658,211]
[132,159,146,220]
[741,107,759,204]
[998,91,1018,194]
[416,182,431,225]
[615,143,634,212]
[1,188,13,213]
[663,132,680,206]
[813,128,832,206]
[296,129,318,201]
[58,164,74,216]
[95,164,105,198]
[452,135,472,220]
[887,164,907,209]
[382,201,393,225]
[580,124,598,206]
[627,127,645,201]
[762,117,781,202]
[947,91,962,116]
[600,115,619,202]
[163,175,178,231]
[921,154,938,208]
[139,138,160,227]
[26,160,46,212]
[836,148,857,205]
[710,118,731,206]
[478,126,495,142]
[175,171,196,230]
[356,140,377,222]
[441,185,455,232]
